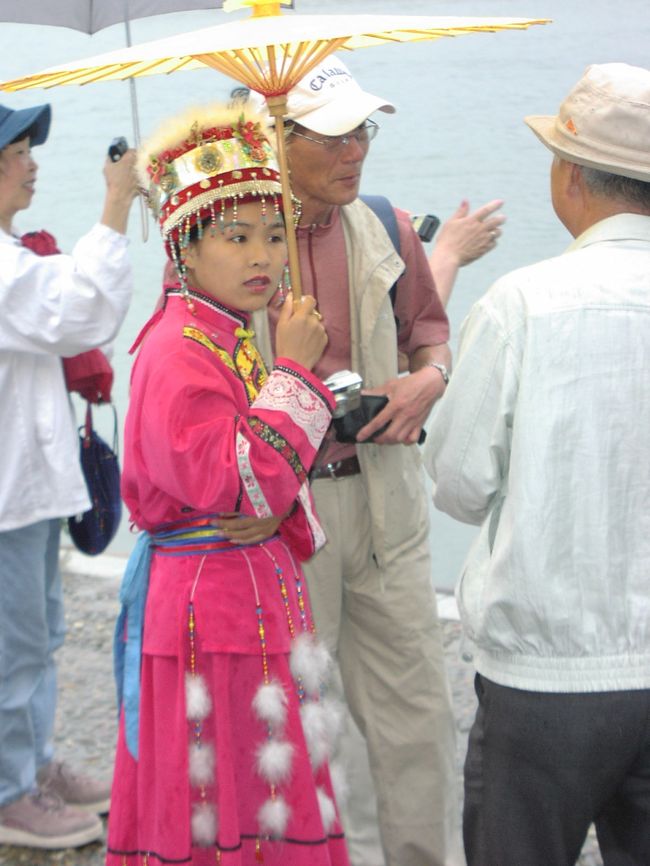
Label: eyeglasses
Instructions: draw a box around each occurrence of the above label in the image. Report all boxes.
[290,119,379,151]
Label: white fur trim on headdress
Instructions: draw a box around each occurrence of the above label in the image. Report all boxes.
[135,103,271,189]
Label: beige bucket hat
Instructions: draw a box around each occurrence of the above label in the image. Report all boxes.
[525,63,650,182]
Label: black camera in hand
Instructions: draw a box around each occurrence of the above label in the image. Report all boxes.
[324,370,389,443]
[410,213,440,243]
[108,136,128,162]
[324,369,427,445]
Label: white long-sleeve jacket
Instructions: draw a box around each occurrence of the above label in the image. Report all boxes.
[425,213,650,693]
[0,223,132,531]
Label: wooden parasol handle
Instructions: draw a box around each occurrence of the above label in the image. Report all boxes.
[265,94,302,301]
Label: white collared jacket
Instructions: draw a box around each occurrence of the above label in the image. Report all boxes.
[426,213,650,692]
[0,224,132,531]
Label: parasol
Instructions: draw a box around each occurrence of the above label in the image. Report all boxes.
[0,1,275,240]
[0,0,549,297]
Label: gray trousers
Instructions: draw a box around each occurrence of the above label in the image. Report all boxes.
[0,519,65,805]
[464,674,650,866]
[304,475,464,866]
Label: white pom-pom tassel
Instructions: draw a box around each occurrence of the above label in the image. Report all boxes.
[317,787,337,834]
[258,795,290,838]
[311,640,333,683]
[290,634,332,696]
[191,802,217,846]
[300,700,330,768]
[185,673,212,721]
[320,696,344,743]
[256,739,294,785]
[329,761,349,808]
[252,680,288,730]
[189,741,215,787]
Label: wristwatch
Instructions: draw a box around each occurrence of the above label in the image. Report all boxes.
[426,361,450,385]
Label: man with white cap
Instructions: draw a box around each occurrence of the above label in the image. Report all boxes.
[0,101,137,849]
[425,63,650,865]
[251,56,470,866]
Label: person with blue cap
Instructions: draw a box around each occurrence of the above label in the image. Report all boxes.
[0,101,138,850]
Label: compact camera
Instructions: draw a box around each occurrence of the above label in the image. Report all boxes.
[108,136,128,162]
[323,369,427,445]
[410,213,440,243]
[324,370,389,443]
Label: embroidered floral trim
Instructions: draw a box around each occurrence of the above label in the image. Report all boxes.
[236,431,272,518]
[253,369,331,450]
[182,324,267,404]
[183,326,238,377]
[296,482,327,552]
[248,417,307,483]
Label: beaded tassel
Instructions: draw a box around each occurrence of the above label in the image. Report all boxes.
[243,551,291,841]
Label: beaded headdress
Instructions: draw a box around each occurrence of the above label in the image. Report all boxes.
[137,104,285,279]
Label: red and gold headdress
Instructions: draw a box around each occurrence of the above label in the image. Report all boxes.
[137,104,285,268]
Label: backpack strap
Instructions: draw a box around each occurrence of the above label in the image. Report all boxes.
[360,194,400,309]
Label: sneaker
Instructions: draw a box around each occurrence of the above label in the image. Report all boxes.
[37,761,111,814]
[0,790,103,849]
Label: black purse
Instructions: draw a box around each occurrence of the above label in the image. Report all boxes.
[68,403,122,556]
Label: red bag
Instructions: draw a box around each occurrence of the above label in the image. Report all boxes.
[62,350,114,403]
[21,230,114,404]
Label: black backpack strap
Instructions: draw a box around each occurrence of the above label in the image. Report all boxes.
[360,194,400,309]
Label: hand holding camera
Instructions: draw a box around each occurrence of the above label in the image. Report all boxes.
[325,370,427,445]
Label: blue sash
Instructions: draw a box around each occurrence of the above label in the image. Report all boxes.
[113,520,266,759]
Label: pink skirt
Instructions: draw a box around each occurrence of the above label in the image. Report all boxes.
[106,542,350,866]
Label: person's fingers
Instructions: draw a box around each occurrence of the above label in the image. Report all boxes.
[451,199,471,220]
[277,291,294,325]
[472,199,505,221]
[296,294,318,318]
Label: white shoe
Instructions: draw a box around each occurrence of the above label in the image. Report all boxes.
[0,789,103,849]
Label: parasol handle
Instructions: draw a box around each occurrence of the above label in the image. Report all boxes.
[266,94,302,302]
[124,11,149,243]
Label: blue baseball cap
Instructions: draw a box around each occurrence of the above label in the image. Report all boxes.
[0,103,51,151]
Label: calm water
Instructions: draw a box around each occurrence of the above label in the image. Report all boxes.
[2,0,648,585]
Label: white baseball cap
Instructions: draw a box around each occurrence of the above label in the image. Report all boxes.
[286,56,395,136]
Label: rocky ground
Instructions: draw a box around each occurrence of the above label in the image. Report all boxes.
[0,564,603,866]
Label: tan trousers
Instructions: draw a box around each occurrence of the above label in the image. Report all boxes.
[305,474,465,866]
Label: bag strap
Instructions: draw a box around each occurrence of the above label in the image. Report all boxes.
[360,194,400,308]
[81,401,120,455]
[83,403,93,446]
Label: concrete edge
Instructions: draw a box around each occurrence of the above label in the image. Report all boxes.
[59,545,461,621]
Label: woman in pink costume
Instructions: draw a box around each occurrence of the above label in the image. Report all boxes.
[106,104,350,866]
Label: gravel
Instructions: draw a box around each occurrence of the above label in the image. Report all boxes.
[0,569,603,866]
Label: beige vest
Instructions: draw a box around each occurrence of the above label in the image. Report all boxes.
[254,199,430,568]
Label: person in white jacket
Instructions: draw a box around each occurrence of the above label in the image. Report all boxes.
[0,101,137,850]
[425,63,650,866]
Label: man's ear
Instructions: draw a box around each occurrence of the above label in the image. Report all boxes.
[567,162,585,199]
